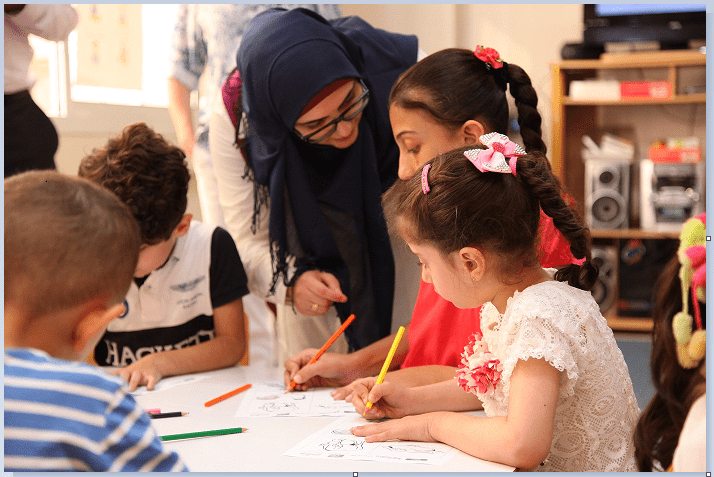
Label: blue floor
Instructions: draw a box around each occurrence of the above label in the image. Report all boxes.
[615,334,655,410]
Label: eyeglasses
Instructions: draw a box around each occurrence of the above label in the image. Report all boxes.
[294,79,370,144]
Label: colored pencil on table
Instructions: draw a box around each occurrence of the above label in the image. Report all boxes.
[204,383,252,407]
[149,411,188,419]
[160,427,247,441]
[288,313,356,391]
[363,325,405,415]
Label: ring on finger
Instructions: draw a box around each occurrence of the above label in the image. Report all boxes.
[311,303,319,312]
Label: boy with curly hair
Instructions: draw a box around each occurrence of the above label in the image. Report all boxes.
[4,171,187,471]
[79,122,249,391]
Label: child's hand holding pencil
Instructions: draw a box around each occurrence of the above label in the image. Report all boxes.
[285,314,356,392]
[348,376,411,420]
[362,326,404,414]
[345,326,413,419]
[284,349,354,391]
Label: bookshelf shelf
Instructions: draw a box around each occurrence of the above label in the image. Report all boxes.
[551,50,705,332]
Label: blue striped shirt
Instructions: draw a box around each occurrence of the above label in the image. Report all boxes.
[4,349,188,472]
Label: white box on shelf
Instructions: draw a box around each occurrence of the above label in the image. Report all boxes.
[569,80,621,101]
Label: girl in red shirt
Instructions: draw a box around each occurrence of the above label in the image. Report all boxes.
[285,46,577,392]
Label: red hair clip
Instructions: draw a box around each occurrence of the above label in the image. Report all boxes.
[474,45,504,70]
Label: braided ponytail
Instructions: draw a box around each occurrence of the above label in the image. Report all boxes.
[505,63,547,155]
[514,152,598,290]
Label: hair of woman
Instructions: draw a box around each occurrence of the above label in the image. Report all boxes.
[389,48,547,155]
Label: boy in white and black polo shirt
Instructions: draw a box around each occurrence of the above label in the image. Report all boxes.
[79,122,249,391]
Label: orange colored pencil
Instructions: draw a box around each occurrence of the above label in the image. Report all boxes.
[204,383,252,407]
[288,313,356,390]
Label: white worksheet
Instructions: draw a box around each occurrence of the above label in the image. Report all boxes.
[284,415,459,466]
[131,373,210,396]
[234,382,356,417]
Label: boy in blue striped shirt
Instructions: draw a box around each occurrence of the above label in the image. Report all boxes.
[4,171,188,472]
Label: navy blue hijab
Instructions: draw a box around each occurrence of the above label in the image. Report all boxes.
[237,8,417,350]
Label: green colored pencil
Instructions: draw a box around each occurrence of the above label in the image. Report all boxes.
[160,427,247,441]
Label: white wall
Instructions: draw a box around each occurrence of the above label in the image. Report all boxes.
[54,4,585,226]
[342,4,460,54]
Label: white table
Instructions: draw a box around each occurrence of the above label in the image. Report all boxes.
[133,366,514,473]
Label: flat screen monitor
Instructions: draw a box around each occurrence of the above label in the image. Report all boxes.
[583,4,706,49]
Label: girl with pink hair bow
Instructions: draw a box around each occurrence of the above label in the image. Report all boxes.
[348,143,640,472]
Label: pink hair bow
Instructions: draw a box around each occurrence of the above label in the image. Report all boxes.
[464,133,526,176]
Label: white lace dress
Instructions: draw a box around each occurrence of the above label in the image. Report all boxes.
[455,278,640,472]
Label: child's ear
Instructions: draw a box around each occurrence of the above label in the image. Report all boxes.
[172,213,193,238]
[459,246,486,282]
[460,120,486,146]
[72,302,126,353]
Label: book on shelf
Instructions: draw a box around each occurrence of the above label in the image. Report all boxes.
[620,81,672,100]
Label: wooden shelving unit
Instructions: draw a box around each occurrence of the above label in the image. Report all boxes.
[550,50,706,332]
[562,94,705,106]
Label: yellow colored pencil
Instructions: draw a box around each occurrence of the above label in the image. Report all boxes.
[364,326,405,414]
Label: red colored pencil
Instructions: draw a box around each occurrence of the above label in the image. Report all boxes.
[204,383,252,407]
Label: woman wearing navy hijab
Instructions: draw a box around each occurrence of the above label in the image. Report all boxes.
[210,8,419,362]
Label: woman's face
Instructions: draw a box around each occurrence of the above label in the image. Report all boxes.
[390,104,465,180]
[293,79,366,149]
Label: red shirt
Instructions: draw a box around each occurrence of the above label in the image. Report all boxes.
[401,280,481,369]
[401,210,574,368]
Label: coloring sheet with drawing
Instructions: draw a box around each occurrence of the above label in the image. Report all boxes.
[284,415,460,466]
[234,382,357,417]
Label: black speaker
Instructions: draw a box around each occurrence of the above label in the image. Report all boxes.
[561,42,605,60]
[591,246,617,314]
[617,238,678,317]
[585,159,630,229]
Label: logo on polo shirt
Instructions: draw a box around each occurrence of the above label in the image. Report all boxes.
[169,275,206,293]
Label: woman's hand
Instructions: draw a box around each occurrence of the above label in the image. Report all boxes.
[291,270,347,316]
